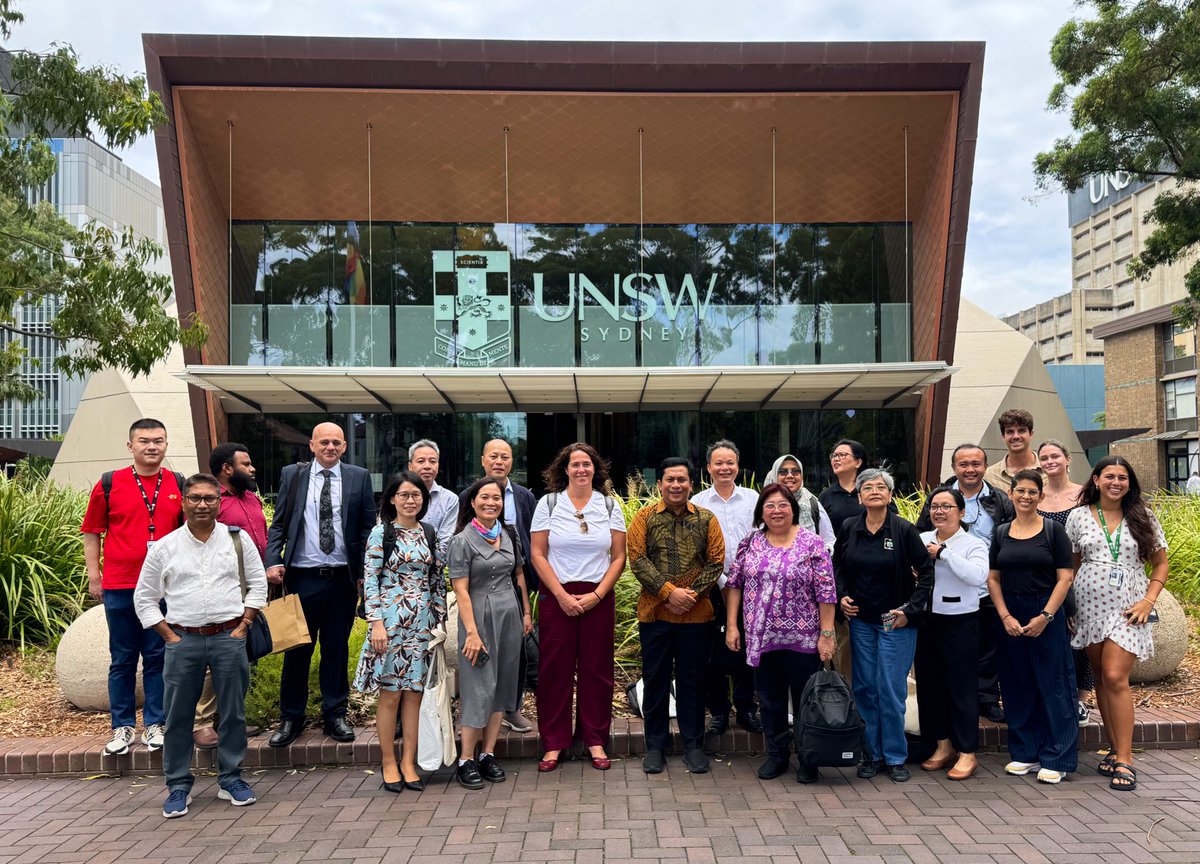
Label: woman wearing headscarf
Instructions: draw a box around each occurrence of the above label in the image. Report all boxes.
[765,454,836,551]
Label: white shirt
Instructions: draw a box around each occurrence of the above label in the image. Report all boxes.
[1188,475,1200,495]
[425,481,460,559]
[134,523,268,629]
[691,485,757,586]
[502,479,516,525]
[294,461,347,567]
[530,491,627,585]
[918,527,989,615]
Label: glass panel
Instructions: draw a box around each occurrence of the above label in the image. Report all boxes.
[264,223,337,366]
[395,224,452,369]
[814,226,876,364]
[515,224,576,367]
[821,304,877,364]
[332,306,391,366]
[640,225,701,367]
[230,224,265,365]
[266,305,329,365]
[762,305,818,365]
[700,225,761,366]
[880,303,912,362]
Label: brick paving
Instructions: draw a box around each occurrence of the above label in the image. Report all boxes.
[3,750,1200,864]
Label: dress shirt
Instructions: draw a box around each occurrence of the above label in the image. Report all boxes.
[134,523,267,629]
[293,460,348,568]
[690,485,757,585]
[502,479,516,526]
[218,486,268,559]
[425,481,459,559]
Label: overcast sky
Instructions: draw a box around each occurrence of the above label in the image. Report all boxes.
[14,0,1083,318]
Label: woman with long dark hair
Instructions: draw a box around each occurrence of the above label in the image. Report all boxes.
[529,443,626,772]
[1066,456,1168,791]
[353,470,445,793]
[819,439,870,534]
[447,478,533,790]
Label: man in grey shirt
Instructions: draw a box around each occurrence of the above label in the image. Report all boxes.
[408,438,458,559]
[135,473,267,819]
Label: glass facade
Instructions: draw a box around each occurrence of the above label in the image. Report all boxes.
[229,222,911,369]
[228,406,917,500]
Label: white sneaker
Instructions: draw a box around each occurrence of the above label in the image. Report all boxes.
[1004,760,1041,776]
[1077,701,1090,727]
[142,723,165,750]
[104,726,135,756]
[1036,768,1064,784]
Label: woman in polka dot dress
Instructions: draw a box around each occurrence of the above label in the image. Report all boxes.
[1065,456,1168,792]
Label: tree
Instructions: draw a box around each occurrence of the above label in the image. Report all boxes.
[0,1,205,402]
[1033,0,1200,321]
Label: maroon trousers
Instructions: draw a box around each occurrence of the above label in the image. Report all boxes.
[536,582,616,751]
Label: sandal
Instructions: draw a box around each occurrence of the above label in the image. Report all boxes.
[1109,762,1137,791]
[1097,754,1117,778]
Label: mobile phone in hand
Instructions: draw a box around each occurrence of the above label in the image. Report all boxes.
[475,648,490,668]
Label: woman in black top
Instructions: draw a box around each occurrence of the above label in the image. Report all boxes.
[834,468,934,783]
[819,439,868,533]
[987,469,1077,784]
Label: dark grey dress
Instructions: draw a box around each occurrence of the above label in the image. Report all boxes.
[448,528,524,728]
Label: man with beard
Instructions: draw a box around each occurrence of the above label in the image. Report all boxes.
[189,443,269,748]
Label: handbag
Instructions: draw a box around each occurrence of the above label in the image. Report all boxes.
[418,626,457,770]
[233,527,312,660]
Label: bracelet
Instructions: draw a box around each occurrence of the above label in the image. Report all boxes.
[819,629,836,638]
[1150,578,1167,586]
[593,590,602,601]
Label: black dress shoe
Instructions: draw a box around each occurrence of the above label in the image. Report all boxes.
[324,717,355,742]
[887,763,911,783]
[737,710,764,734]
[456,760,484,790]
[706,712,729,735]
[981,703,1006,723]
[757,755,789,780]
[380,779,403,794]
[477,754,506,783]
[268,720,305,748]
[796,764,820,785]
[856,758,883,779]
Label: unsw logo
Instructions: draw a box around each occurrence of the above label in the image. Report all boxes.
[432,250,512,367]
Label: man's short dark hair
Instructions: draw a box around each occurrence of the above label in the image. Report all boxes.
[209,442,249,476]
[996,409,1034,434]
[129,418,166,438]
[659,456,696,483]
[951,443,987,465]
[182,473,220,495]
[705,439,740,465]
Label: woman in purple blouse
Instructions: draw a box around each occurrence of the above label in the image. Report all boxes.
[726,483,837,784]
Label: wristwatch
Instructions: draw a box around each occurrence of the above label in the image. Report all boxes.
[1040,610,1054,621]
[819,629,836,638]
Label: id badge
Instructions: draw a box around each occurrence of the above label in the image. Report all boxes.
[1107,568,1125,588]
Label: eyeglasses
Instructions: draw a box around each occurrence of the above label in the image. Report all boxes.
[185,494,219,505]
[1012,488,1041,498]
[573,511,589,534]
[762,502,792,511]
[829,451,854,461]
[394,491,422,501]
[777,468,803,476]
[928,504,959,512]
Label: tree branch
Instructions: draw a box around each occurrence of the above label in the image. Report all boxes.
[0,321,66,341]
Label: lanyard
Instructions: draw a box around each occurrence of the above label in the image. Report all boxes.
[134,467,164,536]
[1096,506,1122,563]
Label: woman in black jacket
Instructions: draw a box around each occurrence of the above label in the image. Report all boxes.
[834,468,934,783]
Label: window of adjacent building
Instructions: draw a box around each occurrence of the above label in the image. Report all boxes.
[1165,323,1197,359]
[1094,241,1109,256]
[1167,441,1192,492]
[1086,351,1104,358]
[1075,275,1090,290]
[1164,376,1197,423]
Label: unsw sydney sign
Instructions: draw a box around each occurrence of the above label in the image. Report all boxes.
[432,249,719,366]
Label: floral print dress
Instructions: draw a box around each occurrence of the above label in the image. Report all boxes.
[353,522,446,693]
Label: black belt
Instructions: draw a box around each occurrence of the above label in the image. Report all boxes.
[290,565,351,578]
[172,617,241,635]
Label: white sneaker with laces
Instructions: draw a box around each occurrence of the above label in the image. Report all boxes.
[1004,760,1041,776]
[142,723,165,750]
[1036,768,1064,784]
[104,726,136,756]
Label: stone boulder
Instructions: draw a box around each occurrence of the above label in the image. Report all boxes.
[56,604,144,711]
[1130,588,1188,684]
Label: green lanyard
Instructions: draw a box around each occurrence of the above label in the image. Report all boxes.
[1096,507,1123,563]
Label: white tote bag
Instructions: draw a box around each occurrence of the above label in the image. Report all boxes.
[417,626,457,771]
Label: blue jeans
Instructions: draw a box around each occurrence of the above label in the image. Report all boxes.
[103,588,165,728]
[849,617,917,766]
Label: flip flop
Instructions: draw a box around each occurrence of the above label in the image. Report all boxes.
[1109,762,1137,791]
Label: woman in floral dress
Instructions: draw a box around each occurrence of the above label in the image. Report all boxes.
[354,470,446,793]
[1066,456,1168,792]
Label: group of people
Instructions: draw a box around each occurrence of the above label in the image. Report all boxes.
[82,407,1168,820]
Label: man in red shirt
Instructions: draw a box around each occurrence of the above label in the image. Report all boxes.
[82,418,185,756]
[187,442,269,749]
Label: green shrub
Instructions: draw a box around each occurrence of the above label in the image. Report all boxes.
[0,476,89,650]
[1150,492,1200,603]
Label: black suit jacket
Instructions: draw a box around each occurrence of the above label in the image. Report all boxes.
[459,479,536,562]
[265,461,378,579]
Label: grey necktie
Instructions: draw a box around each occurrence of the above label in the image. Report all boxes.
[319,469,335,554]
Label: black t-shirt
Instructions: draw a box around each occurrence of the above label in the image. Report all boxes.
[989,519,1073,595]
[844,525,899,625]
[820,484,900,536]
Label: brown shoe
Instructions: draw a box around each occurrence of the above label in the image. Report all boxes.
[947,757,978,781]
[921,751,956,771]
[193,727,219,750]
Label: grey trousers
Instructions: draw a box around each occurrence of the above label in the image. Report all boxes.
[162,630,250,792]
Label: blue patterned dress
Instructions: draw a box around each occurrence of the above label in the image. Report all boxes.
[353,522,446,693]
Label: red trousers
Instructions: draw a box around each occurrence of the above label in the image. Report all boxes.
[536,582,616,751]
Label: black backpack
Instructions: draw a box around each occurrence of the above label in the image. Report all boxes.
[794,666,866,768]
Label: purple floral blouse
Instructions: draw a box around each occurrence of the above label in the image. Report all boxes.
[726,528,837,667]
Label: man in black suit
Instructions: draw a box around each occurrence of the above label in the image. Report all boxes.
[265,422,377,746]
[460,438,536,732]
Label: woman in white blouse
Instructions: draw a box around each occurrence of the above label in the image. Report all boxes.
[529,443,627,773]
[915,486,990,780]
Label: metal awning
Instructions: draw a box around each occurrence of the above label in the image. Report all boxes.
[176,363,956,414]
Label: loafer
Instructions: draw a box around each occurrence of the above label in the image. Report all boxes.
[478,754,506,782]
[590,756,611,771]
[1004,760,1041,776]
[757,755,789,780]
[886,763,911,783]
[268,720,305,748]
[736,710,764,734]
[538,758,559,773]
[856,759,883,779]
[706,712,729,735]
[193,726,219,750]
[642,748,666,774]
[323,717,355,742]
[456,760,484,789]
[796,764,820,785]
[682,748,710,774]
[981,703,1006,723]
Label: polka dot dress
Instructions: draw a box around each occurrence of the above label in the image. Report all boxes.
[1065,507,1165,660]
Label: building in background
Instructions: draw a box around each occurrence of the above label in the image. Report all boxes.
[0,138,171,439]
